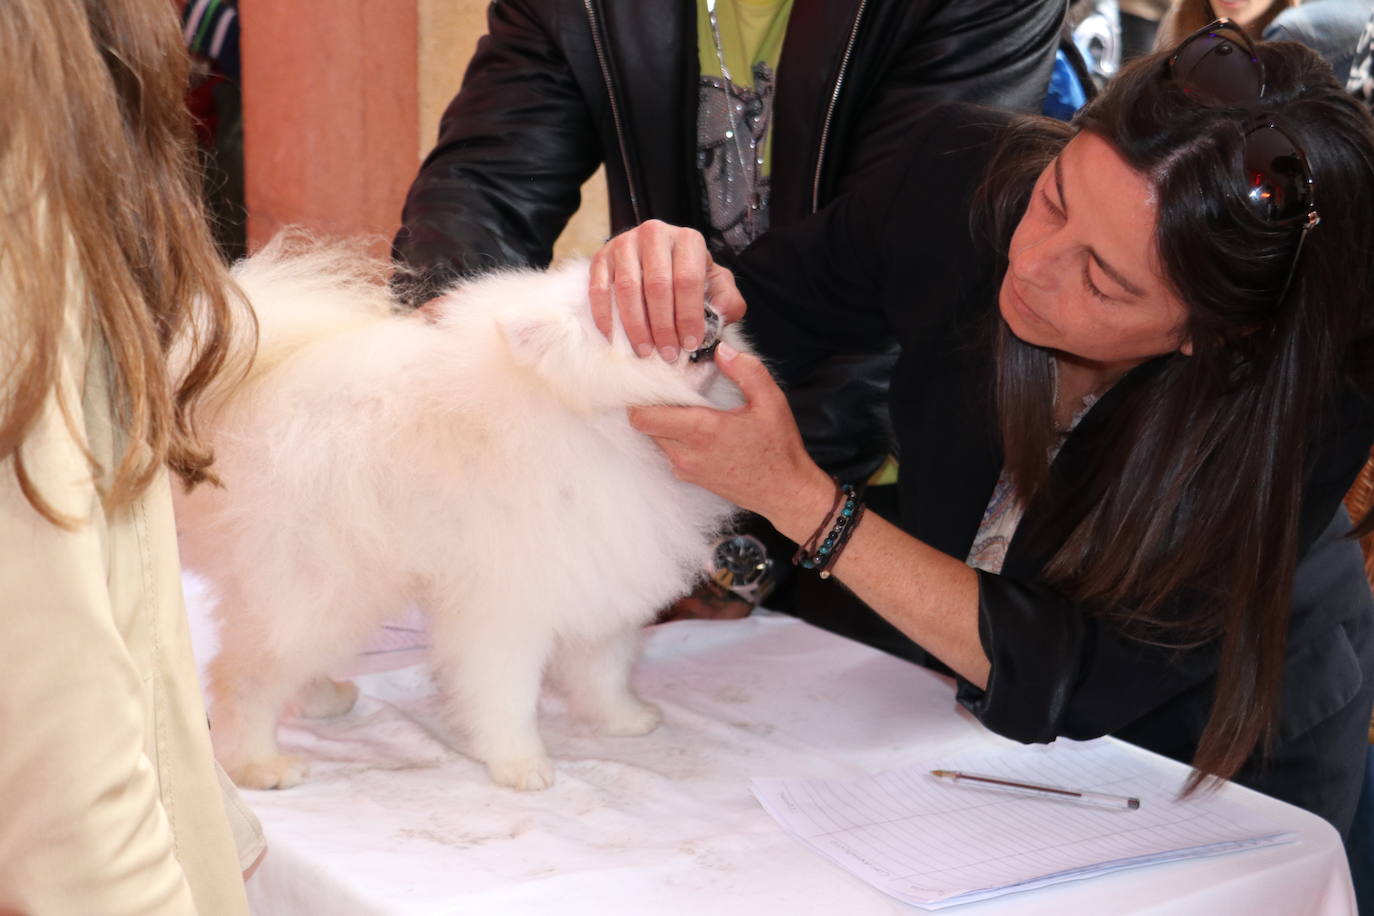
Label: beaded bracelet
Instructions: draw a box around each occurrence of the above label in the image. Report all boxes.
[792,483,864,577]
[818,499,866,579]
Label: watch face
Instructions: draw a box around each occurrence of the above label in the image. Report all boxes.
[713,535,770,588]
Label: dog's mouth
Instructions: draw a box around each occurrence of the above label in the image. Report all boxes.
[688,308,723,363]
[688,340,720,363]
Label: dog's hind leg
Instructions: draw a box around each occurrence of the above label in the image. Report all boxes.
[429,605,558,791]
[552,627,662,737]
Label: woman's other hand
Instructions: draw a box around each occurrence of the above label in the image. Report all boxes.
[629,342,834,538]
[588,220,746,361]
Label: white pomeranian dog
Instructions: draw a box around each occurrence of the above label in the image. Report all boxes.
[175,236,745,791]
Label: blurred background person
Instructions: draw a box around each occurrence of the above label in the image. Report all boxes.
[183,0,245,260]
[1046,0,1125,121]
[1157,0,1295,46]
[1349,7,1374,103]
[1268,0,1374,84]
[1160,1,1374,86]
[1069,0,1124,89]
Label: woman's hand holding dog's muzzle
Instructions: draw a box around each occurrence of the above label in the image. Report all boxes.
[628,343,835,545]
[589,220,746,363]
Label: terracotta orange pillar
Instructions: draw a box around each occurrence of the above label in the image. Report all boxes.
[240,1,419,257]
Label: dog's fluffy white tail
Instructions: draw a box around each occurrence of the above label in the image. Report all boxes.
[178,231,399,417]
[229,231,396,385]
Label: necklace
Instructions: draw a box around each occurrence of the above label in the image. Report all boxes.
[704,0,765,237]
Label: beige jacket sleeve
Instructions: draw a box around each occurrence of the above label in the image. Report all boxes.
[0,305,249,914]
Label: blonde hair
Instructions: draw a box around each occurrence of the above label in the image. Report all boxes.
[0,0,246,524]
[1155,0,1296,49]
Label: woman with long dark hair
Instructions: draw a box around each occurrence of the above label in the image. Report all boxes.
[592,25,1374,833]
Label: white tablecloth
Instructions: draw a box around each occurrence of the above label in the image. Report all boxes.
[184,588,1355,915]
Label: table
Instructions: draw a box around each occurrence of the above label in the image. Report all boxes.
[185,594,1355,914]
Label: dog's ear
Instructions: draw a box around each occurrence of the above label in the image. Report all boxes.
[496,308,585,371]
[495,307,608,413]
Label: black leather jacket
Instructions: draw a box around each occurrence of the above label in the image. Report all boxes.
[393,0,1065,295]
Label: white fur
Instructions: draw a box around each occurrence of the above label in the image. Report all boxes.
[176,243,745,791]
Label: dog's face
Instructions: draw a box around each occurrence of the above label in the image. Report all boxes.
[495,293,744,413]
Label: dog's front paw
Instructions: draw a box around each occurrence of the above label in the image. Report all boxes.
[486,754,555,791]
[229,754,310,790]
[599,699,663,737]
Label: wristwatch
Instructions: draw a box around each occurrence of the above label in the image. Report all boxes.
[708,534,776,604]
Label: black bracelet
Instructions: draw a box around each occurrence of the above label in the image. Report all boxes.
[792,480,845,566]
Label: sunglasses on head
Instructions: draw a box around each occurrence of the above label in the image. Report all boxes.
[1167,19,1319,307]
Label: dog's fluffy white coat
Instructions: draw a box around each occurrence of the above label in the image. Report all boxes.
[176,239,744,791]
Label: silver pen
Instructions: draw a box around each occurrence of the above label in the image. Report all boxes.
[930,769,1141,810]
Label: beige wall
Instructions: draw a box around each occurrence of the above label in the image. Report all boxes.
[242,0,606,262]
[417,0,609,262]
[416,0,485,148]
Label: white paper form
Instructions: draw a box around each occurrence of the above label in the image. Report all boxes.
[751,738,1295,909]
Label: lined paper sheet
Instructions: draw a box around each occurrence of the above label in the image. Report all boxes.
[751,739,1295,909]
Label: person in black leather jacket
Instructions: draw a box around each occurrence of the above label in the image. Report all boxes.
[392,0,1065,620]
[393,0,1064,295]
[586,33,1374,834]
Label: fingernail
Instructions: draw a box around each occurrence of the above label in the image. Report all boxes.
[683,336,699,351]
[660,346,679,362]
[717,342,738,360]
[636,343,653,358]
